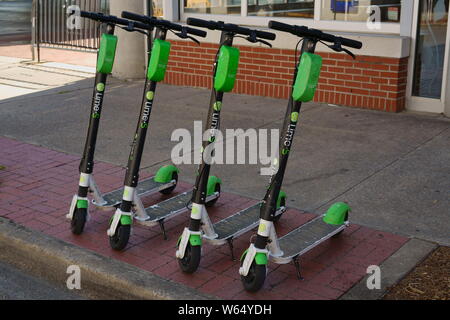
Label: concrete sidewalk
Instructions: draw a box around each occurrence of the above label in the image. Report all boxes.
[0,53,448,246]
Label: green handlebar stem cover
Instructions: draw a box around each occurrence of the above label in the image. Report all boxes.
[147,39,171,82]
[292,52,322,102]
[214,45,240,92]
[97,34,118,74]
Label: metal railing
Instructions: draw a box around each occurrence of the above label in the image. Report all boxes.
[33,0,109,53]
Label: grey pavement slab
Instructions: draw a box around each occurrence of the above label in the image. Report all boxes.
[0,74,449,246]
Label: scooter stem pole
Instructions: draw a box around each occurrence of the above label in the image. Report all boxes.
[119,28,166,213]
[255,38,317,249]
[189,31,234,230]
[78,24,115,198]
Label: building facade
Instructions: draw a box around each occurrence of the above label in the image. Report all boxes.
[153,1,449,116]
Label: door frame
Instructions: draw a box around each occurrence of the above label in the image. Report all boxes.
[406,0,450,114]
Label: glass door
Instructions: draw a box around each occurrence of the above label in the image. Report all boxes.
[408,0,450,113]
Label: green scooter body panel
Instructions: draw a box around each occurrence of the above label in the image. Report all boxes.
[206,175,222,197]
[189,234,202,246]
[214,45,240,92]
[147,39,171,82]
[120,215,132,226]
[154,164,179,183]
[97,34,118,74]
[323,202,350,225]
[292,52,322,102]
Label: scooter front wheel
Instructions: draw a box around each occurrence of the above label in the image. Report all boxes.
[178,243,201,273]
[109,223,131,251]
[71,208,87,235]
[240,257,266,292]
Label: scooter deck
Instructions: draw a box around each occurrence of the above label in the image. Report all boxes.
[274,215,346,264]
[136,190,220,226]
[206,202,286,245]
[93,176,171,208]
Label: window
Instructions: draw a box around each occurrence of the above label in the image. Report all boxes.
[153,0,164,17]
[184,0,242,15]
[178,0,405,34]
[248,0,314,18]
[320,0,401,23]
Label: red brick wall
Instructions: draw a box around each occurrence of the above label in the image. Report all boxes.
[165,40,409,112]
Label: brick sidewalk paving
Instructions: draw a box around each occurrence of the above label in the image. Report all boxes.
[0,136,408,300]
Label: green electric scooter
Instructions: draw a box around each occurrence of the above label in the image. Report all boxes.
[66,11,179,235]
[106,12,210,250]
[112,11,224,241]
[239,20,363,292]
[174,18,286,274]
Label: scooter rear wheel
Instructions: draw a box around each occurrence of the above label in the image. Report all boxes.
[159,172,178,195]
[206,183,221,207]
[109,223,131,251]
[240,257,266,292]
[273,196,286,223]
[71,208,87,235]
[178,243,201,273]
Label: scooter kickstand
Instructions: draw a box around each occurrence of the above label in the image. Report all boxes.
[159,219,168,240]
[293,256,304,280]
[227,238,235,261]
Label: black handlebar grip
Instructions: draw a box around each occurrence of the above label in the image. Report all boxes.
[80,11,101,20]
[121,11,148,24]
[126,19,153,31]
[254,29,276,41]
[268,20,294,34]
[336,36,362,49]
[187,17,218,30]
[184,26,207,38]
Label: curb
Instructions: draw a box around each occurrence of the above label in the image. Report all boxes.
[340,238,438,300]
[0,217,217,300]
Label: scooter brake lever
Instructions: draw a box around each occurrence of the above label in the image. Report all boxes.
[257,39,272,48]
[341,47,355,59]
[118,23,149,36]
[175,27,201,45]
[175,32,200,45]
[329,41,355,59]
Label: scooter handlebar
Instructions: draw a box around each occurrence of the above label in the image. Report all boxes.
[187,17,276,41]
[268,20,362,49]
[121,11,206,38]
[79,11,151,31]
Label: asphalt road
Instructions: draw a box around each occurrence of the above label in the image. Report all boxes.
[0,261,82,300]
[0,0,31,45]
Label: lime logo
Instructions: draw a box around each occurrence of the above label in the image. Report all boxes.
[96,83,105,92]
[92,113,100,119]
[146,91,154,100]
[209,136,215,143]
[140,123,148,129]
[213,101,222,111]
[123,189,129,198]
[282,148,289,155]
[258,224,266,233]
[291,112,299,122]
